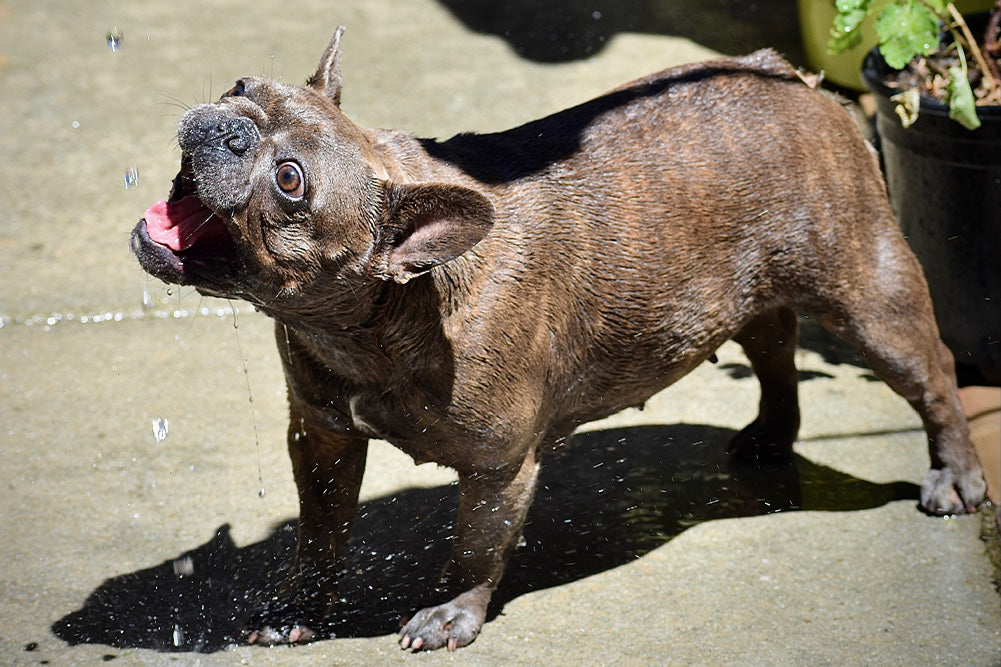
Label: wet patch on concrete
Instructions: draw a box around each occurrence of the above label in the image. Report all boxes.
[52,424,917,653]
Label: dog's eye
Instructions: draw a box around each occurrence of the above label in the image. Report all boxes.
[275,162,305,199]
[223,81,246,98]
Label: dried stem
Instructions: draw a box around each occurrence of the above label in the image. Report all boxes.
[984,1,1001,87]
[946,2,1000,102]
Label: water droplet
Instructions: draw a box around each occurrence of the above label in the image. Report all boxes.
[124,165,140,190]
[172,624,184,647]
[173,555,194,577]
[71,121,80,129]
[258,488,266,499]
[152,417,169,442]
[106,29,123,52]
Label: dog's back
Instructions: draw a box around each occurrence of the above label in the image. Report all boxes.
[405,50,897,433]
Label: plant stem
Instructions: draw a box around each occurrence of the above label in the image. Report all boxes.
[946,2,1000,99]
[984,1,1001,93]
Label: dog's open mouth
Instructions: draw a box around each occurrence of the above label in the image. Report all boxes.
[132,158,239,288]
[143,195,230,253]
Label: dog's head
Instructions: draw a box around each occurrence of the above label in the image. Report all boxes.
[131,27,493,321]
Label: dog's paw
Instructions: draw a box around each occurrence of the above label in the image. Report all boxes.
[241,595,330,646]
[399,599,483,652]
[920,466,986,515]
[244,623,317,646]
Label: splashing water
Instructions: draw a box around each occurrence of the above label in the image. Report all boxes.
[152,418,169,443]
[172,555,194,577]
[230,305,267,500]
[4,302,243,330]
[141,285,155,312]
[106,29,123,52]
[124,165,140,190]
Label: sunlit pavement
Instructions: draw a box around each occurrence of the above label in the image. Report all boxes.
[1,2,998,664]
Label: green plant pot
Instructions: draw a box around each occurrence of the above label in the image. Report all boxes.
[797,0,996,91]
[862,49,1001,381]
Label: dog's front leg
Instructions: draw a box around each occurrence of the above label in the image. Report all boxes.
[246,410,368,645]
[400,446,540,651]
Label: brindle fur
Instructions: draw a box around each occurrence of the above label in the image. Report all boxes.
[131,28,985,652]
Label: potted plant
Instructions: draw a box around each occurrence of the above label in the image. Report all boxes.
[797,0,995,90]
[829,0,1000,383]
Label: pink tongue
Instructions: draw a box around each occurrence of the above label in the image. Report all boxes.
[144,196,221,252]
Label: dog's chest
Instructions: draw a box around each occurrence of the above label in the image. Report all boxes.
[344,391,438,439]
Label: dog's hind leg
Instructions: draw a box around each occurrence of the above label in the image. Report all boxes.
[811,234,985,515]
[727,306,802,463]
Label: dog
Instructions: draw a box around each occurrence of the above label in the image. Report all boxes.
[131,27,986,651]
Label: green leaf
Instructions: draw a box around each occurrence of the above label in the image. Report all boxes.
[946,65,982,130]
[875,2,941,69]
[923,0,948,13]
[834,0,869,11]
[828,8,868,54]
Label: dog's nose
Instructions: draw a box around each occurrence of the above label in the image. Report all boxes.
[178,106,260,157]
[214,117,258,156]
[217,118,256,155]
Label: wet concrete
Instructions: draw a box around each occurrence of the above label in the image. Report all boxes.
[1,1,998,665]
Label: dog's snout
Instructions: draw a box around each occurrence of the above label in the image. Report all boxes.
[178,105,260,156]
[175,105,260,212]
[217,118,258,156]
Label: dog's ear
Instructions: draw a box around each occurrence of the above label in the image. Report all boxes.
[369,182,494,284]
[308,25,346,106]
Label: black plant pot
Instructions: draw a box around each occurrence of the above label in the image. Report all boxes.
[862,49,1001,383]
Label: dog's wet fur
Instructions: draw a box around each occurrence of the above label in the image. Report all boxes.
[131,27,986,651]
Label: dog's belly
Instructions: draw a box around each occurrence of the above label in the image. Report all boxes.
[548,333,727,435]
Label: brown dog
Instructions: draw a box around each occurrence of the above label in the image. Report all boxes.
[131,27,985,651]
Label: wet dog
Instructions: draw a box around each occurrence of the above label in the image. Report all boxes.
[131,27,986,651]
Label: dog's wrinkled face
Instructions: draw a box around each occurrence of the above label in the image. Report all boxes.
[132,29,493,324]
[131,76,381,309]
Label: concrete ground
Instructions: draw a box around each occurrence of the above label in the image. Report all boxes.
[1,1,998,665]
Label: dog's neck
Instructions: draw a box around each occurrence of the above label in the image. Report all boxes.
[268,270,460,388]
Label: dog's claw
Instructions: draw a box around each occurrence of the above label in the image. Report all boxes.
[399,634,427,651]
[399,599,482,651]
[244,623,317,646]
[288,625,314,643]
[920,466,986,515]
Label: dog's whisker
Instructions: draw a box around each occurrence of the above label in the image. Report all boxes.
[184,211,219,239]
[156,94,193,113]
